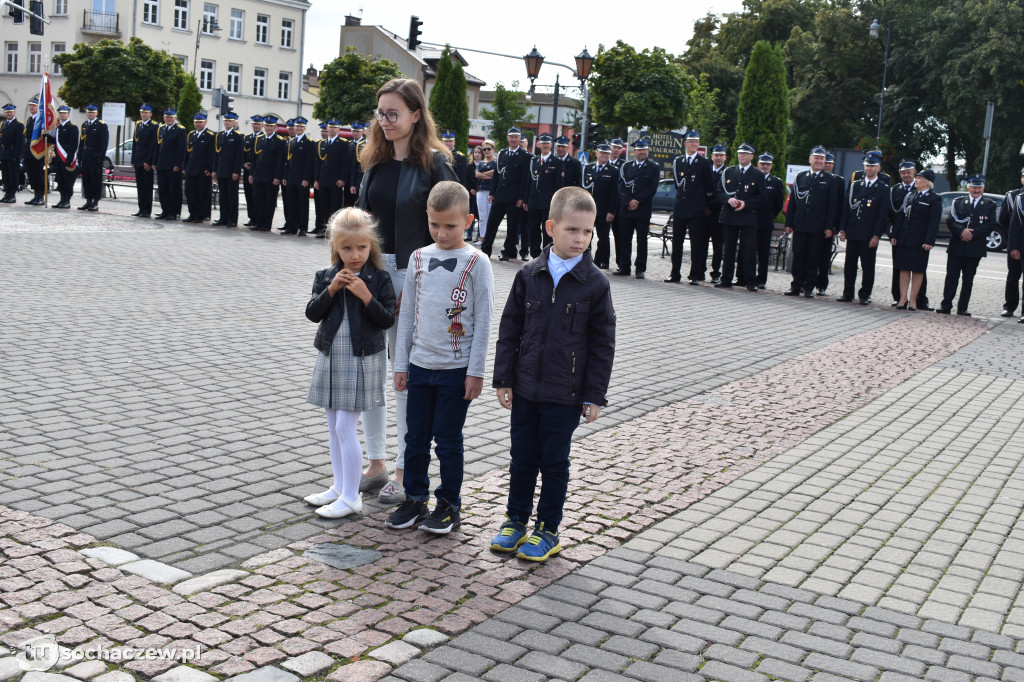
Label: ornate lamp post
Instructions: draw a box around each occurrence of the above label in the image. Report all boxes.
[869,18,891,144]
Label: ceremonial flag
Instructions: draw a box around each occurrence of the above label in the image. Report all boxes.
[30,72,57,159]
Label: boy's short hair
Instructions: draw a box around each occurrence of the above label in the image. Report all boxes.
[427,180,470,215]
[549,186,597,225]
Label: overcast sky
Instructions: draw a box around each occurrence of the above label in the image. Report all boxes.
[302,1,746,95]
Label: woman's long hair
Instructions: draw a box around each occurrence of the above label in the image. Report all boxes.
[360,78,451,173]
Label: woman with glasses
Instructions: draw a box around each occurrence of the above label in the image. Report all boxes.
[475,141,496,246]
[355,78,457,505]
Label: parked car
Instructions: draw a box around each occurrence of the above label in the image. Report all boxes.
[652,178,676,213]
[937,191,1006,251]
[104,140,134,170]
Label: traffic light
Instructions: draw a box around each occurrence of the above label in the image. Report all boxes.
[221,92,234,116]
[9,0,23,22]
[408,15,422,51]
[572,134,580,149]
[29,0,43,35]
[588,122,599,141]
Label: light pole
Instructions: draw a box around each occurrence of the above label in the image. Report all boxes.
[193,16,221,77]
[575,48,594,153]
[869,18,891,144]
[522,46,593,149]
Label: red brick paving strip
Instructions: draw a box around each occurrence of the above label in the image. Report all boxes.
[0,315,985,679]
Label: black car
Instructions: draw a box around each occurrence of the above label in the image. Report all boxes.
[937,191,1006,251]
[652,178,675,214]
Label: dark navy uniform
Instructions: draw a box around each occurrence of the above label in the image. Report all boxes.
[524,146,564,257]
[614,144,661,277]
[668,141,715,282]
[78,110,109,210]
[888,163,930,308]
[785,152,841,296]
[838,162,889,302]
[892,185,941,275]
[0,107,26,201]
[132,108,159,216]
[703,155,728,282]
[347,132,366,213]
[555,138,582,187]
[714,148,764,289]
[281,125,313,234]
[242,119,262,225]
[183,119,216,222]
[213,119,245,226]
[755,161,786,287]
[941,185,996,314]
[583,152,619,268]
[310,126,351,222]
[51,113,78,207]
[22,104,46,204]
[1000,180,1024,315]
[155,116,186,219]
[251,122,286,231]
[482,131,531,259]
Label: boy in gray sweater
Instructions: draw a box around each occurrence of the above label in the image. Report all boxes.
[387,181,494,534]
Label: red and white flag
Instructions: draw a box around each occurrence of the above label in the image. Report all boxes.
[30,72,58,159]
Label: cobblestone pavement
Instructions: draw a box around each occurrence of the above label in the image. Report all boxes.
[3,196,1024,681]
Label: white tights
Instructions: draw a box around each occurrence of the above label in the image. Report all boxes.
[326,408,361,504]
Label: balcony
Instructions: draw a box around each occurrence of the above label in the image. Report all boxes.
[82,11,120,36]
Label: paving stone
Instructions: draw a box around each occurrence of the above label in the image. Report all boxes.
[151,666,218,682]
[327,660,393,682]
[118,560,192,585]
[514,651,587,681]
[369,642,422,668]
[279,652,335,678]
[599,635,658,660]
[78,548,138,566]
[579,612,645,638]
[509,630,569,656]
[803,652,879,681]
[481,664,544,682]
[0,658,22,682]
[303,543,382,571]
[402,630,450,651]
[640,626,706,653]
[449,633,526,664]
[561,644,629,673]
[755,658,813,682]
[63,661,109,680]
[223,666,300,682]
[623,661,701,682]
[695,660,768,681]
[739,636,807,664]
[93,674,134,682]
[172,570,249,596]
[494,608,560,633]
[704,643,759,668]
[850,648,926,677]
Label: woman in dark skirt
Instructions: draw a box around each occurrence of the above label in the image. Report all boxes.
[891,169,941,310]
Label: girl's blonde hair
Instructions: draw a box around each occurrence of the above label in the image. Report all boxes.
[328,207,385,270]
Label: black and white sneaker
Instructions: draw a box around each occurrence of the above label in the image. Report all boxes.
[385,500,428,529]
[419,499,460,535]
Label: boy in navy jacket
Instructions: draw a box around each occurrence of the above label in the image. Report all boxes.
[491,187,616,561]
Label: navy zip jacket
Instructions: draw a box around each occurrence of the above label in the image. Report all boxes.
[493,247,616,407]
[306,261,396,356]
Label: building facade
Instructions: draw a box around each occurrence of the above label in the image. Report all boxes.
[0,0,311,127]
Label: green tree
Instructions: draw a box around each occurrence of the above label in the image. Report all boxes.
[687,74,725,147]
[177,74,202,134]
[429,45,470,152]
[480,82,533,149]
[735,41,788,179]
[53,37,186,115]
[314,46,403,124]
[590,41,695,133]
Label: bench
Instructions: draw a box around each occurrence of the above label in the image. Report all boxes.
[104,166,220,208]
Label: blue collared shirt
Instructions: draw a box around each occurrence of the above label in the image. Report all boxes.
[548,250,583,289]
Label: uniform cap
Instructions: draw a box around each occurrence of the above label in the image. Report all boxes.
[610,138,624,147]
[916,169,936,182]
[27,96,39,105]
[249,114,263,122]
[537,133,552,142]
[2,103,15,111]
[711,144,727,154]
[863,152,882,166]
[85,104,98,112]
[193,112,208,121]
[633,139,649,150]
[56,105,70,113]
[139,103,153,112]
[967,175,985,187]
[684,130,700,140]
[294,117,307,125]
[440,131,456,140]
[596,143,611,152]
[319,122,327,130]
[286,118,295,126]
[506,126,522,136]
[263,115,278,124]
[825,152,835,163]
[555,136,570,146]
[758,152,774,163]
[350,122,364,130]
[898,158,917,171]
[737,143,755,154]
[326,118,341,127]
[810,145,827,157]
[223,112,239,120]
[164,108,178,116]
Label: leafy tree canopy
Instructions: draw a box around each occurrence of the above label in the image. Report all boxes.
[313,46,403,124]
[480,82,533,149]
[590,41,695,133]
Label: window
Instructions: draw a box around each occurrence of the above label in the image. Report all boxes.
[229,8,242,40]
[174,54,187,71]
[28,42,41,74]
[227,63,240,94]
[202,3,216,32]
[51,42,65,74]
[53,0,68,15]
[253,67,266,97]
[173,0,188,30]
[142,0,158,24]
[6,43,18,73]
[255,14,268,44]
[199,59,214,90]
[281,19,293,48]
[277,71,290,100]
[11,1,23,24]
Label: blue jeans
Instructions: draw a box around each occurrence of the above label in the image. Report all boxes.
[507,397,580,533]
[403,364,472,509]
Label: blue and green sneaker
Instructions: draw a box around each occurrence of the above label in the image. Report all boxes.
[489,517,528,553]
[516,523,561,562]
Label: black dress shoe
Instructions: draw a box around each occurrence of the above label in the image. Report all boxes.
[859,298,870,305]
[747,285,757,292]
[315,232,326,239]
[936,308,951,314]
[297,230,306,236]
[279,230,298,235]
[154,213,167,219]
[784,289,800,296]
[78,203,90,210]
[24,197,36,205]
[308,226,322,234]
[595,262,608,269]
[183,216,197,223]
[498,255,510,262]
[836,296,854,302]
[1001,309,1014,317]
[891,301,899,307]
[612,269,630,276]
[225,223,237,228]
[212,220,226,226]
[758,285,766,290]
[711,277,721,284]
[957,311,971,317]
[664,277,681,283]
[1,195,16,203]
[896,303,908,310]
[689,280,700,286]
[714,282,732,288]
[918,305,934,311]
[87,204,99,212]
[243,220,255,227]
[131,211,143,216]
[804,291,814,298]
[635,272,645,280]
[138,214,151,218]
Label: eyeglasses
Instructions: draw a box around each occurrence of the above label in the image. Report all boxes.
[482,147,492,151]
[372,109,413,123]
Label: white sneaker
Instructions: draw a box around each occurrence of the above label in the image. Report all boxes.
[303,486,340,506]
[315,495,363,519]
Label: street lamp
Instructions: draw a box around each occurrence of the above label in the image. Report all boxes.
[524,46,596,148]
[523,46,544,95]
[869,18,891,144]
[193,16,221,77]
[575,48,594,153]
